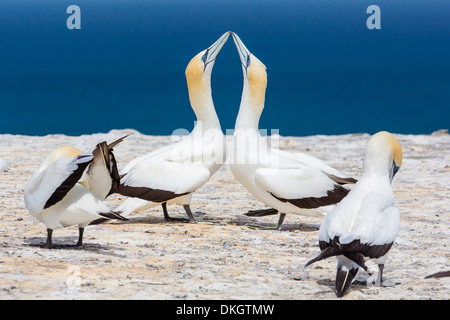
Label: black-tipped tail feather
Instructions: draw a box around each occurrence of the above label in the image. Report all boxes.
[89,211,127,225]
[99,211,128,221]
[335,268,358,298]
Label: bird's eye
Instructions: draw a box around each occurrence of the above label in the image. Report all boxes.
[246,55,251,67]
[201,53,207,62]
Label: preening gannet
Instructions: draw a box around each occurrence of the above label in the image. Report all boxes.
[114,32,230,222]
[24,136,128,248]
[305,131,403,297]
[229,32,356,230]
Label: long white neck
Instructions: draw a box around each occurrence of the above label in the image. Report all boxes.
[360,151,391,182]
[189,74,222,134]
[235,80,263,132]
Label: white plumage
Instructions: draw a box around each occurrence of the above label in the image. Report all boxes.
[306,131,403,297]
[25,153,93,216]
[229,32,356,230]
[24,138,127,248]
[115,32,230,222]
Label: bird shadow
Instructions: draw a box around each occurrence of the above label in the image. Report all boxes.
[316,278,335,289]
[104,211,223,226]
[76,213,320,231]
[314,278,338,296]
[281,223,320,232]
[230,218,320,232]
[315,278,368,297]
[23,237,126,256]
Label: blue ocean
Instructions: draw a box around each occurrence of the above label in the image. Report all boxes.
[0,0,449,136]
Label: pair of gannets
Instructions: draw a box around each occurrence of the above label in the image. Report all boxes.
[114,32,356,226]
[24,137,128,248]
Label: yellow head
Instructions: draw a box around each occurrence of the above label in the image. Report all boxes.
[185,52,210,104]
[48,145,81,163]
[231,32,267,112]
[246,55,267,108]
[185,32,230,109]
[37,145,82,172]
[364,131,403,180]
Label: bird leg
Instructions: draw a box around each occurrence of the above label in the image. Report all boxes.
[76,227,84,247]
[249,213,286,231]
[375,264,384,286]
[44,229,53,249]
[183,204,220,224]
[183,204,196,221]
[162,202,189,222]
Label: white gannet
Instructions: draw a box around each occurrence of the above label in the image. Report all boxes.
[305,131,403,297]
[24,137,128,248]
[229,32,356,230]
[114,32,230,222]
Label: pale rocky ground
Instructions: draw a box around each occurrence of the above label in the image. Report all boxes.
[0,129,448,300]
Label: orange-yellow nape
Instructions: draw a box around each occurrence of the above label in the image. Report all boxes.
[247,56,267,107]
[185,51,215,112]
[371,131,403,166]
[391,135,403,167]
[48,145,81,163]
[185,52,209,102]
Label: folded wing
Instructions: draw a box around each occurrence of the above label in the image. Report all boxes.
[24,154,94,213]
[255,166,350,209]
[117,160,211,203]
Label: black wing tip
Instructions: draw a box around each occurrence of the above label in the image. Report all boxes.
[270,184,350,210]
[328,174,358,185]
[89,218,109,225]
[245,208,279,217]
[116,184,189,203]
[304,258,317,269]
[425,271,450,279]
[99,211,128,221]
[77,154,94,160]
[305,246,342,268]
[342,177,358,184]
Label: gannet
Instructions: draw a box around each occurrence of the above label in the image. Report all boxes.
[305,131,403,297]
[114,32,230,222]
[229,32,356,230]
[24,137,128,248]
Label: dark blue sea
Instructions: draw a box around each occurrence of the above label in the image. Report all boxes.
[0,0,449,136]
